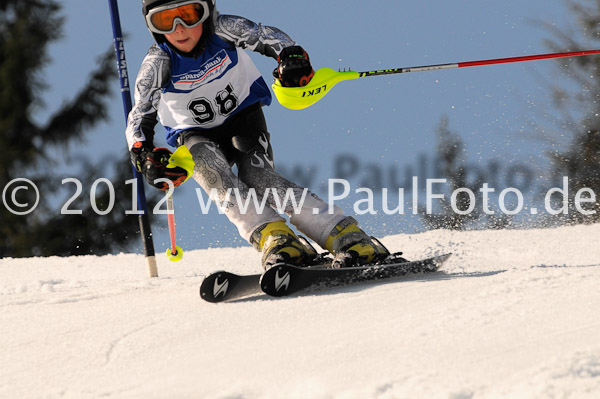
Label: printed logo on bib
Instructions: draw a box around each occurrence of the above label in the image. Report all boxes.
[173,50,232,90]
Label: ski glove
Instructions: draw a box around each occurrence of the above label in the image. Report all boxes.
[130,142,188,191]
[273,45,315,87]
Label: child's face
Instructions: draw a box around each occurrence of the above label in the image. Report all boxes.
[164,23,204,53]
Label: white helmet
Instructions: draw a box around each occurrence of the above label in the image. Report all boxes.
[141,0,217,45]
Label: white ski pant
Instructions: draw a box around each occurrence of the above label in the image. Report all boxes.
[184,134,346,248]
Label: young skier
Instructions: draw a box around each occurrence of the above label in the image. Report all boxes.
[127,0,392,269]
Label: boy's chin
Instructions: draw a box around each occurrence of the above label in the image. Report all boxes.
[167,38,200,53]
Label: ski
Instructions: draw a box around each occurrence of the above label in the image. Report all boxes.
[260,253,451,297]
[200,253,451,303]
[200,271,262,303]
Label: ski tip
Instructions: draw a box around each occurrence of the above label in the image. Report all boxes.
[427,253,452,269]
[435,253,453,262]
[430,252,452,268]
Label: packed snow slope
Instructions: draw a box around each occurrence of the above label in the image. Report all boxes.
[2,224,600,399]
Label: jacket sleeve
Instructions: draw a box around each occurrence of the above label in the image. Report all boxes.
[125,45,171,150]
[215,14,297,59]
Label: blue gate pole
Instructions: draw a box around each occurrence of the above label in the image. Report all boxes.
[107,0,158,277]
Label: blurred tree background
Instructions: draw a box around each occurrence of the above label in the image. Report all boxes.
[0,1,153,257]
[540,0,600,223]
[423,0,600,229]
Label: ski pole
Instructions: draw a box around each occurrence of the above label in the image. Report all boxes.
[273,49,600,110]
[108,0,158,277]
[166,191,183,261]
[164,145,194,262]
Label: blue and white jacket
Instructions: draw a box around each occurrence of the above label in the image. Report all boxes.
[126,14,296,149]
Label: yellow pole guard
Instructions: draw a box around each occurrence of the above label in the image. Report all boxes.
[272,68,360,110]
[167,144,195,184]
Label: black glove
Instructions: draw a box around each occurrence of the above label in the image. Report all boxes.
[130,142,188,191]
[273,45,315,87]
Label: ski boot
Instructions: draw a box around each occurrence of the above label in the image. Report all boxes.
[251,221,317,270]
[324,218,390,268]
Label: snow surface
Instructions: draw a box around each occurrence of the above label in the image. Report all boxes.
[2,224,600,399]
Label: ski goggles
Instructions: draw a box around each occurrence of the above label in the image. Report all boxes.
[146,0,210,34]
